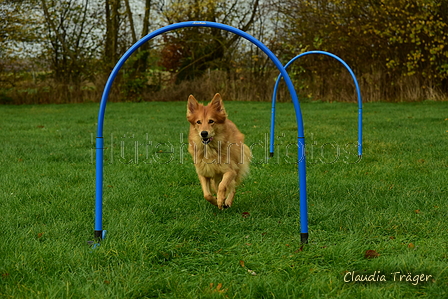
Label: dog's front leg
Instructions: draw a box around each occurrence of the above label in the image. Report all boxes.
[198,175,217,206]
[217,170,236,210]
[224,181,236,208]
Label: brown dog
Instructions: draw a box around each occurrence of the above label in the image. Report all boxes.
[187,93,251,209]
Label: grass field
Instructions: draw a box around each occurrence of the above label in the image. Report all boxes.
[0,100,447,298]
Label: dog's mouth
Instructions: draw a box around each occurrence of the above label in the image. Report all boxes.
[202,137,213,145]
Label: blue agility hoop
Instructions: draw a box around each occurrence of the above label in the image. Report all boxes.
[269,50,363,158]
[94,21,309,243]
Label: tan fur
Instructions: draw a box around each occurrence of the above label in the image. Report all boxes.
[187,93,251,209]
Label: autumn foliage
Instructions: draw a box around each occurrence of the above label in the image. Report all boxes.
[0,0,447,103]
[275,0,448,101]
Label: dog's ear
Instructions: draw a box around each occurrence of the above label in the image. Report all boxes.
[210,93,227,118]
[187,95,199,118]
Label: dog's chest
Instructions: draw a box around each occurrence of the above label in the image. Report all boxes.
[190,144,231,177]
[198,162,223,177]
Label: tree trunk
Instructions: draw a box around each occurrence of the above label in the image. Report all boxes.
[124,0,137,44]
[104,0,120,67]
[137,0,152,72]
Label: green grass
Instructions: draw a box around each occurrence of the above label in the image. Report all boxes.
[0,100,447,298]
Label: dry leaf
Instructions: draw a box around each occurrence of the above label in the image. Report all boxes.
[240,260,257,276]
[294,245,304,253]
[242,212,250,218]
[364,249,380,259]
[408,243,415,249]
[414,209,420,214]
[209,282,227,293]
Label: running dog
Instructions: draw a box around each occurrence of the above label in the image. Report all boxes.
[187,93,251,209]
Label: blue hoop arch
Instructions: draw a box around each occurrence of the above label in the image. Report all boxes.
[94,21,309,243]
[269,51,363,158]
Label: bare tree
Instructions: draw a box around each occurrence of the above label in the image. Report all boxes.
[40,0,104,86]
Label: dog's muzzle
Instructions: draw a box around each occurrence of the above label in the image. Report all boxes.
[200,131,213,144]
[202,137,213,144]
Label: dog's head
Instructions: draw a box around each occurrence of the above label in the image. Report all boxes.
[187,93,227,145]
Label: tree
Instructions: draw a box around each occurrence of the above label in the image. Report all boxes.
[0,0,40,70]
[0,1,37,50]
[109,0,159,99]
[104,0,120,69]
[274,0,448,100]
[40,0,104,90]
[159,0,260,81]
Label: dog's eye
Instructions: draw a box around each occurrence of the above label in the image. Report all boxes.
[208,120,214,124]
[196,120,202,124]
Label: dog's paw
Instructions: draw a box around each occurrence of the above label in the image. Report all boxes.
[205,195,218,206]
[217,199,225,210]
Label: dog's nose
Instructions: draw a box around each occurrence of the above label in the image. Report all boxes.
[200,131,208,138]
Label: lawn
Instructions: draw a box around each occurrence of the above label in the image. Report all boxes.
[0,100,447,298]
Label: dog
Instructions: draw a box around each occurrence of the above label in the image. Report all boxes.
[187,93,251,210]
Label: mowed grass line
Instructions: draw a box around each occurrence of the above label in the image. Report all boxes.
[0,101,447,298]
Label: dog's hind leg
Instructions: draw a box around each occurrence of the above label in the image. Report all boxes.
[199,175,217,206]
[211,177,220,194]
